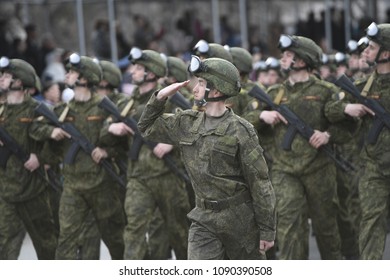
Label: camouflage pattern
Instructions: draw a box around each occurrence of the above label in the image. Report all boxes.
[99,60,122,88]
[0,196,26,259]
[225,79,257,117]
[356,71,390,259]
[229,47,253,74]
[30,93,125,260]
[138,93,276,260]
[102,84,190,260]
[194,41,233,63]
[191,57,241,97]
[66,55,102,86]
[129,49,167,78]
[167,56,188,82]
[367,23,390,50]
[264,75,356,259]
[0,58,37,88]
[281,36,323,69]
[0,95,57,259]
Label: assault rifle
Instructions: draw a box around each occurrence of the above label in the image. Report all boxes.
[248,85,355,172]
[98,96,191,185]
[0,125,62,192]
[335,74,390,144]
[35,103,126,188]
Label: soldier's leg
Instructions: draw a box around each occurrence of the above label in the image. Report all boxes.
[17,188,58,260]
[304,164,342,260]
[336,168,359,259]
[145,208,171,259]
[188,221,225,260]
[123,178,155,259]
[358,162,389,260]
[152,175,190,260]
[272,170,309,259]
[0,197,26,259]
[77,210,101,260]
[55,187,90,260]
[89,184,125,260]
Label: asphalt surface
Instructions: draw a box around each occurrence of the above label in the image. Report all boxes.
[18,231,390,260]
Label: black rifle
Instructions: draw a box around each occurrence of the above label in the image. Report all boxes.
[35,103,126,188]
[98,96,191,185]
[248,84,355,172]
[0,125,62,192]
[335,74,390,144]
[169,92,192,110]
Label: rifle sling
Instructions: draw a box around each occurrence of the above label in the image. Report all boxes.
[58,105,70,123]
[274,87,285,105]
[361,73,376,97]
[120,99,134,117]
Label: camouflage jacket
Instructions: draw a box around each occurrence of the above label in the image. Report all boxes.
[30,93,117,191]
[0,95,47,202]
[265,75,356,174]
[356,71,390,174]
[138,93,276,241]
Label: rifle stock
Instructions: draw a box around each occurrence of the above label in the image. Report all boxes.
[98,97,191,184]
[248,85,355,172]
[335,74,390,144]
[35,102,126,188]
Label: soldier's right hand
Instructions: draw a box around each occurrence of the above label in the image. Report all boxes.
[260,110,288,125]
[50,128,71,141]
[344,103,374,118]
[108,122,134,136]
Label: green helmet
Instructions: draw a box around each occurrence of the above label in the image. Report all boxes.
[0,57,37,88]
[167,56,188,82]
[66,53,102,85]
[278,35,323,69]
[193,40,233,62]
[229,47,253,73]
[189,56,241,97]
[99,60,122,88]
[128,47,167,78]
[366,22,390,50]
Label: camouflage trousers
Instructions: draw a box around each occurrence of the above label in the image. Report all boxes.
[55,183,125,260]
[123,173,190,260]
[358,161,390,260]
[0,188,58,259]
[272,164,342,259]
[187,202,266,260]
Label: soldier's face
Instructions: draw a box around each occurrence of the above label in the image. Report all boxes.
[280,50,295,70]
[65,69,80,86]
[0,72,13,91]
[193,78,207,101]
[363,41,380,64]
[130,63,146,85]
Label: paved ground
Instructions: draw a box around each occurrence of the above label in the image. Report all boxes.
[18,231,390,260]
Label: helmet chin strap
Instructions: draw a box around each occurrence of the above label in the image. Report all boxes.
[374,47,390,64]
[203,86,228,103]
[8,80,23,92]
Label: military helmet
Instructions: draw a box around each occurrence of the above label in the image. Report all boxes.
[278,34,323,69]
[193,40,233,62]
[99,60,122,88]
[66,53,102,85]
[334,52,348,66]
[253,60,267,73]
[229,47,253,73]
[188,56,241,97]
[346,40,359,55]
[265,57,280,70]
[357,36,369,53]
[128,47,167,77]
[366,22,390,50]
[0,57,37,88]
[166,56,188,82]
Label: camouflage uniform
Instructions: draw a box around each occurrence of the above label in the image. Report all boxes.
[138,57,276,260]
[0,95,58,259]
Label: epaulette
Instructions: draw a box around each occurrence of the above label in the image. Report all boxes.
[235,115,257,137]
[354,76,369,87]
[181,109,200,118]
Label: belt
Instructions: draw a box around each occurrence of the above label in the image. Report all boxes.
[195,191,252,211]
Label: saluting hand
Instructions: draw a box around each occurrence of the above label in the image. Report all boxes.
[156,80,190,101]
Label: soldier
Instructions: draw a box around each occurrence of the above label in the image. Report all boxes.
[193,39,233,62]
[253,60,269,87]
[0,57,58,259]
[259,35,356,259]
[265,57,283,87]
[342,22,390,260]
[319,54,337,83]
[30,53,126,259]
[138,56,276,260]
[106,47,190,260]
